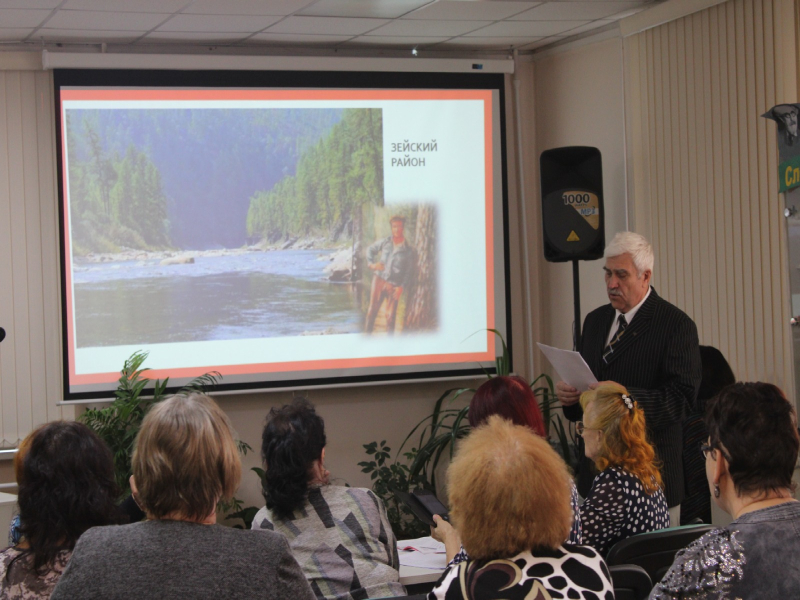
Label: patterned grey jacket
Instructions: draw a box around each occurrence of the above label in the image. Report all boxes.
[253,485,404,600]
[650,501,800,599]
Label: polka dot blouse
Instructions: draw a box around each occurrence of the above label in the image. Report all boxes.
[579,466,669,556]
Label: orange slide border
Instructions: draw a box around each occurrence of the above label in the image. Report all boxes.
[60,88,497,387]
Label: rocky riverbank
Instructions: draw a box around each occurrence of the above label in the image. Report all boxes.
[73,236,358,283]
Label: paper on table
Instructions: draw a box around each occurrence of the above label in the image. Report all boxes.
[537,343,598,391]
[398,550,448,570]
[397,536,446,554]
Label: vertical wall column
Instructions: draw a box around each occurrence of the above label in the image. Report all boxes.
[0,67,71,448]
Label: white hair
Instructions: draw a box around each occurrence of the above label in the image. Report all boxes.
[604,231,654,275]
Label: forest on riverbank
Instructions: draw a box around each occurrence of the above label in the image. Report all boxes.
[246,108,383,243]
[65,108,344,255]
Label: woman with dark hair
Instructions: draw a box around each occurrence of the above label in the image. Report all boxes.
[432,376,581,564]
[578,383,669,555]
[681,346,735,524]
[651,382,800,599]
[51,394,314,600]
[0,421,123,598]
[253,398,403,600]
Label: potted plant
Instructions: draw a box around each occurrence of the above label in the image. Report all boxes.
[359,332,577,538]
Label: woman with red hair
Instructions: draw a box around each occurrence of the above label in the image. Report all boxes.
[432,376,581,564]
[467,375,547,435]
[578,383,669,555]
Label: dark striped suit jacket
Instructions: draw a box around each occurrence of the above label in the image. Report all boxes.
[564,288,701,508]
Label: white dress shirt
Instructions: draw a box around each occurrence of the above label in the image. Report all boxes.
[605,286,652,346]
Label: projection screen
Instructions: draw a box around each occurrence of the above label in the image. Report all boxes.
[54,69,510,400]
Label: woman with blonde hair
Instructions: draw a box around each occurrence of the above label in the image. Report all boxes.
[51,393,315,600]
[578,383,669,555]
[429,416,613,600]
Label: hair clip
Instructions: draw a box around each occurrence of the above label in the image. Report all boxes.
[621,393,634,410]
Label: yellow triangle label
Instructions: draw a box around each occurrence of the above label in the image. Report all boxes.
[567,230,580,242]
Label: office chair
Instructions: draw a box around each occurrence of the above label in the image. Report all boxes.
[609,564,653,600]
[606,523,715,583]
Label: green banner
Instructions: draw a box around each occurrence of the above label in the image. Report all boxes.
[779,154,800,193]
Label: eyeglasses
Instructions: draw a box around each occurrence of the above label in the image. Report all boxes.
[576,422,600,436]
[701,442,732,462]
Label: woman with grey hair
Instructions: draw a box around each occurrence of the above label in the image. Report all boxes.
[51,394,316,600]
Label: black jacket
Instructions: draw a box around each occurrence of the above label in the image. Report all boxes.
[564,288,701,507]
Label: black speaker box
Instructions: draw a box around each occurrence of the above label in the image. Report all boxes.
[540,146,605,262]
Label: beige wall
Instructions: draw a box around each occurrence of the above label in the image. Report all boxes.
[217,379,477,515]
[527,37,629,354]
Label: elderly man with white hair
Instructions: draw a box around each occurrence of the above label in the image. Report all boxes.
[556,232,701,526]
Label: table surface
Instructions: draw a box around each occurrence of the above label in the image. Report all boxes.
[398,563,444,586]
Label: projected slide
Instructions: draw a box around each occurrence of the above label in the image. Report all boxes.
[58,86,504,397]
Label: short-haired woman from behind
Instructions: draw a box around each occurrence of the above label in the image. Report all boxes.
[579,383,669,555]
[0,421,123,599]
[433,376,582,565]
[51,393,315,600]
[253,398,404,600]
[429,416,614,600]
[651,382,800,599]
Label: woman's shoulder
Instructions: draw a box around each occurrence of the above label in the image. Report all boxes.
[601,467,659,494]
[434,545,612,600]
[650,528,739,598]
[0,548,71,599]
[0,546,23,563]
[591,467,628,490]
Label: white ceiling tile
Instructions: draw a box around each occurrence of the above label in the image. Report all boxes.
[347,35,450,46]
[404,1,540,20]
[249,32,352,44]
[0,0,58,7]
[62,0,189,12]
[369,19,490,37]
[512,2,643,20]
[557,19,616,35]
[438,35,546,48]
[466,20,589,36]
[0,28,33,40]
[45,10,169,31]
[520,35,566,49]
[156,14,281,33]
[608,6,650,19]
[142,31,251,42]
[37,28,144,42]
[0,9,51,27]
[299,0,434,19]
[265,16,389,36]
[184,0,316,16]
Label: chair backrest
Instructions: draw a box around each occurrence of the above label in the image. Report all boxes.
[609,564,653,600]
[606,524,716,583]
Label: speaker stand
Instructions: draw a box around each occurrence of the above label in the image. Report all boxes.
[572,260,581,350]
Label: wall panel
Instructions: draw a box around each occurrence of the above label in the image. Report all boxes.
[624,0,797,396]
[0,70,71,448]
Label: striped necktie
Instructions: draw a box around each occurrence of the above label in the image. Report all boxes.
[602,315,628,364]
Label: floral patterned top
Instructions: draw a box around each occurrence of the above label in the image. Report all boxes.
[0,547,71,599]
